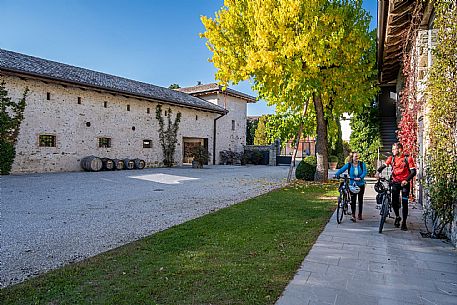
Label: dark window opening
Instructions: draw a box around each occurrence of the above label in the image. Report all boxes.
[104,101,107,108]
[143,139,152,148]
[98,137,111,148]
[147,107,150,114]
[127,105,130,111]
[86,122,91,127]
[164,110,168,116]
[196,115,198,120]
[46,92,51,100]
[132,126,136,131]
[39,135,56,147]
[77,97,81,104]
[232,120,235,130]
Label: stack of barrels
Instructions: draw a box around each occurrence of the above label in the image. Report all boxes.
[80,156,146,172]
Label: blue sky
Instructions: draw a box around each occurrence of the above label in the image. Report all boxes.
[0,0,377,116]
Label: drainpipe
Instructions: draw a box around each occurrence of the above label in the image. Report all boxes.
[213,113,226,165]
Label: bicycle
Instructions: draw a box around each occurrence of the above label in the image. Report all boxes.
[375,177,394,233]
[336,174,352,224]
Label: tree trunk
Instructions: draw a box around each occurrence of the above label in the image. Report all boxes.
[313,93,328,181]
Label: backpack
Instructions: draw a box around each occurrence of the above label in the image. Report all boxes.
[392,155,410,174]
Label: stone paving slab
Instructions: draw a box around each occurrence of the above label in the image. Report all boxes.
[276,181,457,305]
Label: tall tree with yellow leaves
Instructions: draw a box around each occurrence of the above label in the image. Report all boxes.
[202,0,377,181]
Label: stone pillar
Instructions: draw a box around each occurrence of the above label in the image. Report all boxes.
[269,142,277,166]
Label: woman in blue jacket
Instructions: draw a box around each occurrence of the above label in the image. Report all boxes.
[335,151,367,222]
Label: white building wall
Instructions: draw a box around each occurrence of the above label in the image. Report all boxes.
[2,75,217,173]
[198,93,247,164]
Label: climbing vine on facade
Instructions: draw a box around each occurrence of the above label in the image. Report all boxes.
[423,0,457,238]
[396,1,426,158]
[0,81,29,175]
[156,105,182,167]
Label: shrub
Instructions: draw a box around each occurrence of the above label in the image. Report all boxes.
[0,82,28,174]
[220,150,242,165]
[190,146,210,166]
[304,155,317,165]
[0,140,15,175]
[242,150,265,165]
[328,155,338,163]
[295,156,317,181]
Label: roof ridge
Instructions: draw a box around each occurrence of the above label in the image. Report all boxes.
[0,48,228,114]
[0,48,166,89]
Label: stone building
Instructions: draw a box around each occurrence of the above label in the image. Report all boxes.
[0,49,254,173]
[178,83,256,164]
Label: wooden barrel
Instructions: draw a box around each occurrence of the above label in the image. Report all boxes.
[80,156,102,172]
[101,158,115,171]
[123,158,135,170]
[112,159,124,170]
[133,158,146,169]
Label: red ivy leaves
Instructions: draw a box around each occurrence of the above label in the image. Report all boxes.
[397,44,422,158]
[397,2,429,159]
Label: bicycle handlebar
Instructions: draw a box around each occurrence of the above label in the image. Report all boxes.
[333,174,348,179]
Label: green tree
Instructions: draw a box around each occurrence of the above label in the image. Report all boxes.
[349,101,381,175]
[168,84,180,89]
[0,81,28,175]
[342,140,351,160]
[265,110,316,147]
[328,119,345,167]
[246,118,258,145]
[201,0,378,181]
[254,115,270,145]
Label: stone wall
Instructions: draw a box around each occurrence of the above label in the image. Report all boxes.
[2,75,218,173]
[199,92,247,165]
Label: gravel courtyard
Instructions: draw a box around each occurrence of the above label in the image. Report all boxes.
[0,165,289,287]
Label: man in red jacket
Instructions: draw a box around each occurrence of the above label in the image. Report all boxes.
[376,143,417,231]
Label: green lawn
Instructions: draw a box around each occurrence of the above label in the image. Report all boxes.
[1,182,338,305]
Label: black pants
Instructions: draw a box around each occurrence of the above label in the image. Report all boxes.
[350,184,365,215]
[391,182,410,221]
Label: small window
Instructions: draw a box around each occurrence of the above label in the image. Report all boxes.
[132,126,136,131]
[39,135,56,147]
[143,139,152,148]
[46,92,51,100]
[147,107,150,114]
[86,122,91,127]
[196,115,198,120]
[127,105,130,111]
[104,101,107,108]
[98,137,111,148]
[77,97,81,104]
[232,120,235,130]
[164,110,168,116]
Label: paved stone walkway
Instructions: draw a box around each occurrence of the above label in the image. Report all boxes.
[276,181,457,305]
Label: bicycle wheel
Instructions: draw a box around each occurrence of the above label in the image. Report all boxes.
[344,192,350,215]
[379,195,389,233]
[337,194,344,224]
